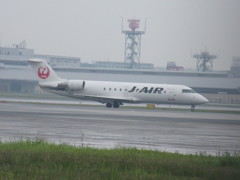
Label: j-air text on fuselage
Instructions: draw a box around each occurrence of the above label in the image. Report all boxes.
[28,58,208,111]
[128,86,164,94]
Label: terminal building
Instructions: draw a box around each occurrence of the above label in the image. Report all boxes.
[0,46,240,104]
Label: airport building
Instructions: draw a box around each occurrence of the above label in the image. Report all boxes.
[0,46,240,104]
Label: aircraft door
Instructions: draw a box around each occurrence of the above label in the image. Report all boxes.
[168,89,176,101]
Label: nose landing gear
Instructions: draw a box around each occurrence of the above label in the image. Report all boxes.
[191,105,195,112]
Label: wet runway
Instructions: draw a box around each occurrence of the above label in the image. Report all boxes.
[0,102,240,155]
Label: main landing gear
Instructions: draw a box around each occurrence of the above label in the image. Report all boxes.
[106,103,112,108]
[106,101,120,108]
[191,104,195,112]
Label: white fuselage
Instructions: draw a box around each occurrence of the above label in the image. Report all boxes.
[28,58,208,109]
[43,80,208,105]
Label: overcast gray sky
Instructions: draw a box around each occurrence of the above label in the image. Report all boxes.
[0,0,240,70]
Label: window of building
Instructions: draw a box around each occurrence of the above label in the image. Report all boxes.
[182,89,196,93]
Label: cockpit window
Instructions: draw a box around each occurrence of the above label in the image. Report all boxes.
[182,89,196,93]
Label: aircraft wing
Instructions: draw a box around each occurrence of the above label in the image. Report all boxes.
[73,93,139,104]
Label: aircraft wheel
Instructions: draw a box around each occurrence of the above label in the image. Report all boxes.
[113,101,120,108]
[191,105,195,112]
[106,103,112,108]
[113,103,120,108]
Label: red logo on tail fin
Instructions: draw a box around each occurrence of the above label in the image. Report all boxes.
[38,66,50,79]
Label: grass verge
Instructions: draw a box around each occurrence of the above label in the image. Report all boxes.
[0,139,240,180]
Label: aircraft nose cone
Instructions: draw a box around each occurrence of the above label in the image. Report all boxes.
[192,94,209,104]
[201,96,209,104]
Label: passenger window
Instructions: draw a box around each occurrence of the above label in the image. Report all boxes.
[109,88,111,91]
[114,88,116,91]
[104,88,106,90]
[120,88,122,91]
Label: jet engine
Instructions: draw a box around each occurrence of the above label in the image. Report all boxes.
[67,80,85,90]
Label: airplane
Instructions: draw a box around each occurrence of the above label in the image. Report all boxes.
[28,58,208,111]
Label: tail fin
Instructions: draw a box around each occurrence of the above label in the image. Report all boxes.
[28,58,62,83]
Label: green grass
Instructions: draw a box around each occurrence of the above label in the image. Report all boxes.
[0,139,240,180]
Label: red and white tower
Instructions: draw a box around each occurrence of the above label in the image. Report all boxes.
[122,19,146,68]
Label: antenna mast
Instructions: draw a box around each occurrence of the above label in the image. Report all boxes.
[193,50,217,72]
